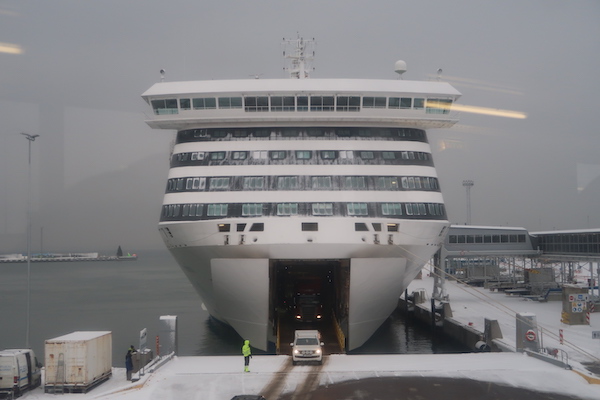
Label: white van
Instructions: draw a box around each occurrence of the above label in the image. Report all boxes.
[0,349,42,397]
[290,330,324,365]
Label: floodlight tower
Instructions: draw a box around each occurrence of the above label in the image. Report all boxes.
[463,180,474,225]
[21,132,39,349]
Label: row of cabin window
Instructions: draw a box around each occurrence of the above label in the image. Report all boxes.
[176,127,427,143]
[161,221,402,234]
[166,175,440,192]
[171,150,432,167]
[151,96,452,115]
[160,202,446,221]
[448,234,527,244]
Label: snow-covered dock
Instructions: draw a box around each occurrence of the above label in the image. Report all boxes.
[407,272,600,367]
[18,273,600,399]
[20,352,600,399]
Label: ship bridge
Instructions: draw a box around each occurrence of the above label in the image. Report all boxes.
[141,79,461,131]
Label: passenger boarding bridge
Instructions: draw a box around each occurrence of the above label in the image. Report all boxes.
[434,226,600,301]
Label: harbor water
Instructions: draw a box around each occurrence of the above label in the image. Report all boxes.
[0,249,467,365]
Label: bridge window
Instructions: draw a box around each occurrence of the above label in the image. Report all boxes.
[179,99,191,110]
[218,97,242,109]
[249,223,264,231]
[310,96,334,111]
[151,99,178,115]
[363,97,386,108]
[193,97,216,109]
[388,97,412,109]
[336,96,360,111]
[297,96,309,111]
[426,98,452,114]
[271,96,295,111]
[245,96,269,112]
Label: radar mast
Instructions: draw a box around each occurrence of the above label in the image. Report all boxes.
[282,35,315,79]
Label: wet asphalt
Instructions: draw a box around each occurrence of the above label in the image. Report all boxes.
[276,376,584,400]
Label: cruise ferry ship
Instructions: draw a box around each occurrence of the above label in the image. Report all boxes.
[142,38,461,351]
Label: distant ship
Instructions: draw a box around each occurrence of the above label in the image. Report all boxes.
[142,38,460,351]
[0,246,137,262]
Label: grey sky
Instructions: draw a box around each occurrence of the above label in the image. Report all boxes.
[1,0,599,253]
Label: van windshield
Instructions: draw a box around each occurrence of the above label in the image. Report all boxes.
[296,338,318,345]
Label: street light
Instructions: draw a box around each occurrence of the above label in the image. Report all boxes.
[21,132,39,349]
[462,180,474,225]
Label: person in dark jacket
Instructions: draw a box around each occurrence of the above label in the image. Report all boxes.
[125,345,136,381]
[242,340,252,372]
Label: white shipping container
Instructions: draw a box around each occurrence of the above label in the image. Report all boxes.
[45,331,112,389]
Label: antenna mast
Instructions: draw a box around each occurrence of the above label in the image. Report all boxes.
[282,35,315,79]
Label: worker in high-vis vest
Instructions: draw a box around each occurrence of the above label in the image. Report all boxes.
[242,339,252,372]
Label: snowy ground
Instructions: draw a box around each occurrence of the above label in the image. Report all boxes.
[18,273,600,399]
[21,352,600,400]
[408,272,600,364]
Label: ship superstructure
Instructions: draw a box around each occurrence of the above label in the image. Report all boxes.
[142,39,460,351]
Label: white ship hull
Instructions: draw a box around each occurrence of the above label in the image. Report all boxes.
[161,217,447,350]
[143,42,460,351]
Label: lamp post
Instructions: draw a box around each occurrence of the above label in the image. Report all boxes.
[462,180,474,225]
[21,132,39,349]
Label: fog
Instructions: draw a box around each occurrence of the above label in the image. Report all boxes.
[1,0,599,254]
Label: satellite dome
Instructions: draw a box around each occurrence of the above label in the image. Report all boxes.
[394,60,407,77]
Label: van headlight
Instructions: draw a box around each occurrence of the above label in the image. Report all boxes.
[294,349,299,354]
[316,349,321,354]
